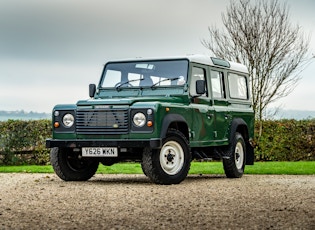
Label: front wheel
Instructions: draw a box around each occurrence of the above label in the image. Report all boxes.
[141,130,191,185]
[50,147,99,181]
[222,132,246,178]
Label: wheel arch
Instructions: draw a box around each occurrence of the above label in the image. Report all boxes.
[160,114,189,141]
[229,118,254,165]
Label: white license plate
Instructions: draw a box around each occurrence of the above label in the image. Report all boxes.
[82,147,118,157]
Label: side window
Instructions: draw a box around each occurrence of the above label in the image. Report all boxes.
[190,67,207,97]
[211,70,225,99]
[228,73,248,100]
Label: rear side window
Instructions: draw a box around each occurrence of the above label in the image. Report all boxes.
[228,73,248,100]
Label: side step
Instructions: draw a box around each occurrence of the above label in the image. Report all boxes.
[193,150,213,161]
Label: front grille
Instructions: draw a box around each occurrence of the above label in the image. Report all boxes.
[76,109,129,134]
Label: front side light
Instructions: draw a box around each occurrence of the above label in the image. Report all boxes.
[63,113,74,127]
[133,112,146,127]
[54,122,60,128]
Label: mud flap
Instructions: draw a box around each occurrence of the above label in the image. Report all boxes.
[246,143,254,165]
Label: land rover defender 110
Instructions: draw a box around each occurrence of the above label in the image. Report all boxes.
[46,55,254,184]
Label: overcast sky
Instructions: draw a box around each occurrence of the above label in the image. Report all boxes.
[0,0,314,113]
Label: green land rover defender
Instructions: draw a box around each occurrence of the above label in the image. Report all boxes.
[46,55,255,184]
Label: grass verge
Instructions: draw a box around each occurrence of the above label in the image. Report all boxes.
[0,161,314,175]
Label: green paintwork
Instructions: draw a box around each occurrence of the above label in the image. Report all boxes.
[50,56,254,152]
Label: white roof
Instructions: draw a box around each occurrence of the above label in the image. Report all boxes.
[186,54,248,74]
[106,54,249,74]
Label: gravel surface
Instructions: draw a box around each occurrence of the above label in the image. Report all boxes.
[0,173,314,229]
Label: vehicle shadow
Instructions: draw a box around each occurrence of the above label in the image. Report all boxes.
[88,175,152,185]
[85,174,227,185]
[186,174,227,181]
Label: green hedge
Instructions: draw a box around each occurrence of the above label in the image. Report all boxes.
[0,119,314,165]
[0,120,51,165]
[255,119,315,161]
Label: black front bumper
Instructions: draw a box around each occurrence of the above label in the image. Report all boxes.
[46,138,162,149]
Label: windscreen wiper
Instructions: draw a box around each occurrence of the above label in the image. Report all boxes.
[115,78,143,91]
[151,77,179,89]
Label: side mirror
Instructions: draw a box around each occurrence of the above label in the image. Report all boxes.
[196,80,206,95]
[89,84,96,98]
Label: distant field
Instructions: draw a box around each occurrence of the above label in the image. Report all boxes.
[0,116,50,121]
[1,109,315,121]
[0,110,50,121]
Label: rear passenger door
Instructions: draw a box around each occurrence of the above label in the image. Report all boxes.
[226,71,252,127]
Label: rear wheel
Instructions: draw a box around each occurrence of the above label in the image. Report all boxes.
[222,132,246,178]
[142,129,191,184]
[50,147,99,181]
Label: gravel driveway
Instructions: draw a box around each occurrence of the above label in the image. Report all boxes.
[0,173,314,229]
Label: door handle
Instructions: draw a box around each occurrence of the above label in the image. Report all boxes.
[207,113,214,119]
[224,114,231,120]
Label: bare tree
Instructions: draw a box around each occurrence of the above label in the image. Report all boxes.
[202,0,312,137]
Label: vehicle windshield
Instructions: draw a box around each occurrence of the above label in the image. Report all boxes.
[100,60,188,89]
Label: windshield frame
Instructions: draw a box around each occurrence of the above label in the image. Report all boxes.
[99,59,189,90]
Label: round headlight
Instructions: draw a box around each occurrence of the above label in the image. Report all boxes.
[133,112,146,127]
[63,113,74,127]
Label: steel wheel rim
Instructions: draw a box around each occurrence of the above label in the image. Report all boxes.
[235,142,244,170]
[160,140,184,175]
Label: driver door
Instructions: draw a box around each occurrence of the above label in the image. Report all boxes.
[190,65,216,146]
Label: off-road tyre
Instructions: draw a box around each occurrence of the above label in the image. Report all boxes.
[50,147,99,181]
[140,148,151,176]
[223,132,246,178]
[142,129,191,185]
